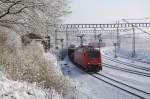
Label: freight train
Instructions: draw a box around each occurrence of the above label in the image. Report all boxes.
[68,45,102,72]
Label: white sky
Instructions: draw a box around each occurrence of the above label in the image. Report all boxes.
[64,0,150,24]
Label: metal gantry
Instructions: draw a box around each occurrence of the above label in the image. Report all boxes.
[55,23,150,35]
[56,23,150,29]
[54,22,150,57]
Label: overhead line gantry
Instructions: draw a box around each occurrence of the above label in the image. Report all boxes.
[56,23,150,29]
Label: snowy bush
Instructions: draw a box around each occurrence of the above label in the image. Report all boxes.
[0,71,62,99]
[0,0,78,98]
[0,30,78,99]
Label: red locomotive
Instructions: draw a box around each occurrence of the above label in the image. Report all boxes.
[68,45,102,72]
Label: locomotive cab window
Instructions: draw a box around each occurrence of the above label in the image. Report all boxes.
[87,50,100,58]
[86,47,100,58]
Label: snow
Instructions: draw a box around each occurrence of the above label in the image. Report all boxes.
[0,71,62,99]
[2,25,150,99]
[101,47,150,95]
[103,47,150,68]
[102,67,150,93]
[59,57,141,99]
[44,52,62,74]
[54,45,150,99]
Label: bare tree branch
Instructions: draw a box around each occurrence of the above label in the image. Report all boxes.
[0,0,70,37]
[0,0,21,18]
[9,6,27,14]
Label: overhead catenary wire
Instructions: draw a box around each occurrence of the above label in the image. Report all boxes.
[122,19,150,36]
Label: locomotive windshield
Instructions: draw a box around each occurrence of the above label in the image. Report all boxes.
[88,50,100,58]
[87,47,100,58]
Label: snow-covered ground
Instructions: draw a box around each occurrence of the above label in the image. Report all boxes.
[103,47,150,67]
[102,47,150,97]
[59,57,142,99]
[106,48,150,64]
[0,71,62,99]
[57,46,150,99]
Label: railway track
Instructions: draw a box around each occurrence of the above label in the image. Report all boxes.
[114,55,150,65]
[90,73,150,99]
[67,56,150,99]
[103,55,150,72]
[103,63,150,77]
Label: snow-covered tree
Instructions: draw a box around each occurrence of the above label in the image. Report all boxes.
[0,0,70,36]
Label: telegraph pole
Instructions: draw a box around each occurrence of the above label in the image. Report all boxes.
[56,39,64,60]
[98,34,102,47]
[132,27,136,57]
[122,19,136,57]
[55,29,58,49]
[116,21,120,52]
[66,27,68,47]
[94,28,97,40]
[113,43,117,58]
[98,34,102,55]
[77,35,84,47]
[98,34,103,70]
[65,27,69,58]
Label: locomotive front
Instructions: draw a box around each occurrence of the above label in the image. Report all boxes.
[85,47,102,72]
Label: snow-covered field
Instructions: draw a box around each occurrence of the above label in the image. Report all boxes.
[0,71,62,99]
[104,47,150,65]
[102,47,150,98]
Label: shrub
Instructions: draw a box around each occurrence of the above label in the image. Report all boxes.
[0,30,78,98]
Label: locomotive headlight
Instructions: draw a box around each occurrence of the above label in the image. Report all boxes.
[88,62,90,65]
